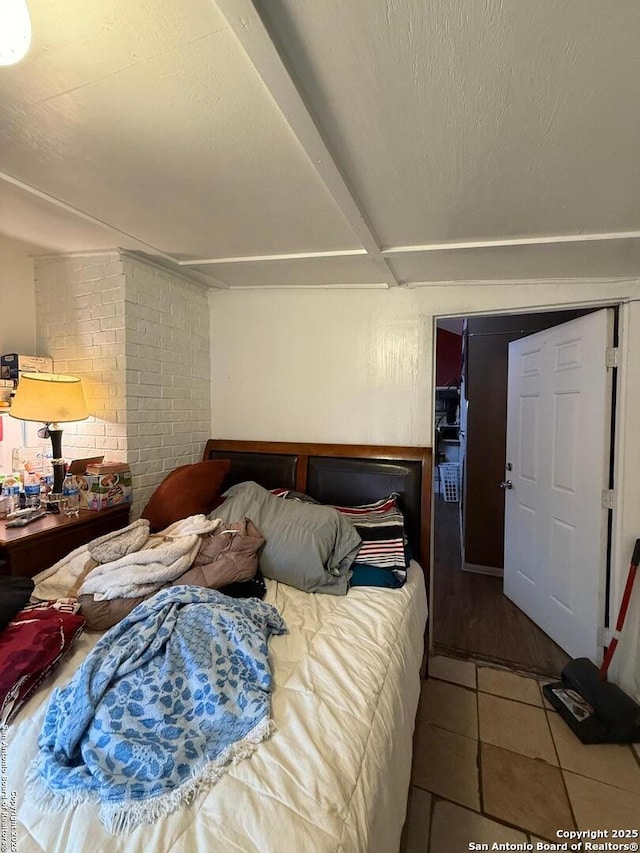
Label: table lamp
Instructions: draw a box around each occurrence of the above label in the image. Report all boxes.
[10,372,89,494]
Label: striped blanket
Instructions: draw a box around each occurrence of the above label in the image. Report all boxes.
[331,495,408,581]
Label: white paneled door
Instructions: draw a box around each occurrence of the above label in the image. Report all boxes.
[503,309,613,662]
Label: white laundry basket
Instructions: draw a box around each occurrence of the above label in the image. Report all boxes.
[438,462,460,502]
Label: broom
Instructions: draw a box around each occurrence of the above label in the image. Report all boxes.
[542,539,640,744]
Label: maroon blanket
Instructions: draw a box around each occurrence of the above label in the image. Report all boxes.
[0,602,85,724]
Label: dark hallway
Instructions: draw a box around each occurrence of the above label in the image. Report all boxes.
[432,495,570,677]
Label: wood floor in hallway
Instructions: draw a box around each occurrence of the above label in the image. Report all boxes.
[432,495,570,677]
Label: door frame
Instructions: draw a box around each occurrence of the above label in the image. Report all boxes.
[428,297,626,665]
[504,309,613,660]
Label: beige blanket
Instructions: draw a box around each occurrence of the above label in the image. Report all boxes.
[32,515,222,602]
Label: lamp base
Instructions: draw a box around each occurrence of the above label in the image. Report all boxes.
[45,493,63,513]
[48,426,65,494]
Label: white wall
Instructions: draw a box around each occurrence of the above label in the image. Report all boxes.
[209,288,431,445]
[0,234,36,354]
[209,280,640,443]
[612,300,640,701]
[209,278,640,699]
[0,235,39,472]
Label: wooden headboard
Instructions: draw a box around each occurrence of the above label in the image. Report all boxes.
[203,440,432,572]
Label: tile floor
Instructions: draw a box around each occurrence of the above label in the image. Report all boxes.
[402,654,640,852]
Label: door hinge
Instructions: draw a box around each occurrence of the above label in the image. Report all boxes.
[606,347,619,369]
[597,626,610,647]
[601,489,615,510]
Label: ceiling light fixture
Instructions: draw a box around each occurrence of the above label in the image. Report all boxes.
[0,0,32,67]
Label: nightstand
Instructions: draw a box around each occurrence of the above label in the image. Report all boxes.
[0,505,131,578]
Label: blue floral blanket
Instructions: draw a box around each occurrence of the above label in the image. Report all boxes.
[27,586,286,834]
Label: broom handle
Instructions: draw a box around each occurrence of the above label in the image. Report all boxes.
[599,538,640,680]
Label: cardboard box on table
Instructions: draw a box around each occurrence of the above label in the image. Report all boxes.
[77,469,132,510]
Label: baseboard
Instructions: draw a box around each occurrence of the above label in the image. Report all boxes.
[463,561,504,577]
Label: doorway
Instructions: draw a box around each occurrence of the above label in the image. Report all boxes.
[431,306,611,677]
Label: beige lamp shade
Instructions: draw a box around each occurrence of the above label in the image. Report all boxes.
[10,372,89,423]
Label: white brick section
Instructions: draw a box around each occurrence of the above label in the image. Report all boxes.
[34,252,128,472]
[35,252,212,519]
[123,256,210,515]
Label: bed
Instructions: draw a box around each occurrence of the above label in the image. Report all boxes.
[6,440,431,853]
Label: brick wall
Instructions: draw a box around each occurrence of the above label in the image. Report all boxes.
[122,255,211,513]
[34,252,127,463]
[34,251,211,517]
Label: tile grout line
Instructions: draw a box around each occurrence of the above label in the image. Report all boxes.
[432,668,550,707]
[430,654,640,840]
[477,686,545,709]
[475,677,486,818]
[428,790,558,843]
[427,791,438,853]
[476,679,549,837]
[545,703,579,831]
[435,645,563,681]
[478,671,571,841]
[543,681,640,793]
[427,675,477,695]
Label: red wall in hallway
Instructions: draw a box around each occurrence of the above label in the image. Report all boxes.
[436,328,462,387]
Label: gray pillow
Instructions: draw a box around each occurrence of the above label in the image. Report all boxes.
[213,482,361,595]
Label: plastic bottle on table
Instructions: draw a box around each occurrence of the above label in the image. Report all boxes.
[3,474,22,514]
[62,471,81,517]
[0,477,11,516]
[24,472,41,509]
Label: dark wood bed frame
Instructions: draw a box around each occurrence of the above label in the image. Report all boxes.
[203,439,432,574]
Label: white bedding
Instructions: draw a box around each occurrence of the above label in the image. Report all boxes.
[7,562,427,853]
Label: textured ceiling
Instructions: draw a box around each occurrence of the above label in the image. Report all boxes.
[1,0,639,289]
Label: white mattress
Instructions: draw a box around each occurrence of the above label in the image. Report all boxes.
[7,562,427,853]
